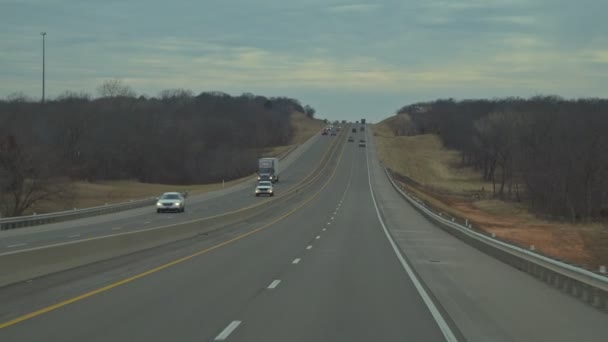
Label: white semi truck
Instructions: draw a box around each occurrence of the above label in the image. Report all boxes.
[258,157,280,183]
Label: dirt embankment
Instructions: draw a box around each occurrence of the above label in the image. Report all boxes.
[374,115,608,270]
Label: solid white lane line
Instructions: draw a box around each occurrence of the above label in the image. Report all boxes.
[215,320,242,341]
[306,245,312,250]
[292,258,301,264]
[111,227,122,230]
[316,235,321,239]
[267,280,281,289]
[365,138,458,342]
[7,243,26,248]
[68,234,80,238]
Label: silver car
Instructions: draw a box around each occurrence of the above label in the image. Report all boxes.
[156,192,186,213]
[255,181,274,197]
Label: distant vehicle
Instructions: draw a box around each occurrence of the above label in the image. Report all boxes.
[348,136,354,142]
[156,192,186,213]
[360,126,365,132]
[361,119,366,125]
[322,130,328,135]
[352,128,357,133]
[258,157,279,183]
[337,126,342,131]
[330,131,337,136]
[359,138,366,147]
[255,180,274,197]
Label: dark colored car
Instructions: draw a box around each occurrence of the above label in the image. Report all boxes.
[348,136,354,142]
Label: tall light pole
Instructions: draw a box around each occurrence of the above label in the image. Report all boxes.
[41,32,46,103]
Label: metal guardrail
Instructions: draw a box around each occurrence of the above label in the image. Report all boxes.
[383,167,608,312]
[0,198,157,231]
[0,140,306,231]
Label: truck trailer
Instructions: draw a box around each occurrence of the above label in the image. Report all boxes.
[258,157,280,183]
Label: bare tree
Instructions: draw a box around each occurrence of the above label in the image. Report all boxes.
[0,136,73,217]
[97,79,136,98]
[158,88,194,100]
[304,105,316,118]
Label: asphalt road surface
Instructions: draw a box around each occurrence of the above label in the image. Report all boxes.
[0,130,453,341]
[0,132,330,253]
[0,127,606,342]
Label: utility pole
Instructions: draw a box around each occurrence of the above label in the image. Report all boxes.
[41,32,46,103]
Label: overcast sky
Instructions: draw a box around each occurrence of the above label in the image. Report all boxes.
[1,0,607,121]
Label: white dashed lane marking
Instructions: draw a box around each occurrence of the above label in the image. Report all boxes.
[215,321,242,341]
[267,280,281,289]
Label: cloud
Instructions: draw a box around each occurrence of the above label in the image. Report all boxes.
[1,0,608,120]
[325,4,380,13]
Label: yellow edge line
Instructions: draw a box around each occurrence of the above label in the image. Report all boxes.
[0,133,347,330]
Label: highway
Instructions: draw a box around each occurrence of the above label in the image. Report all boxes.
[0,127,607,341]
[0,132,329,254]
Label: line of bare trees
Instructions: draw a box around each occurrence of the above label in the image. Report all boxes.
[396,96,608,222]
[0,81,312,217]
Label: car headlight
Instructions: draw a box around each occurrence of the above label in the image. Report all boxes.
[269,190,273,193]
[255,189,260,193]
[173,202,181,206]
[156,202,162,206]
[269,176,273,179]
[257,176,261,180]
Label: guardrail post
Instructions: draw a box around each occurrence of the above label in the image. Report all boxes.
[530,245,535,251]
[600,265,607,274]
[592,287,606,311]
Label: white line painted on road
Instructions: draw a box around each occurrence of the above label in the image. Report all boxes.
[143,221,151,224]
[327,222,331,225]
[111,227,122,231]
[316,235,321,239]
[306,245,312,250]
[365,137,458,342]
[7,243,26,248]
[322,228,326,231]
[292,258,301,264]
[215,320,242,340]
[267,279,281,289]
[330,217,334,220]
[68,234,80,238]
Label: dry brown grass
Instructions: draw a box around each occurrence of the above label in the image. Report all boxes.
[374,117,608,269]
[33,111,323,213]
[289,111,324,144]
[374,119,491,195]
